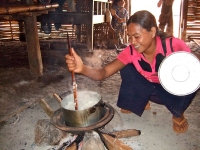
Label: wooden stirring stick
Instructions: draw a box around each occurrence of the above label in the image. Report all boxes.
[67,32,78,110]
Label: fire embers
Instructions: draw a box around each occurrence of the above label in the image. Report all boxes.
[57,133,85,150]
[81,131,105,150]
[36,97,140,149]
[54,131,105,150]
[55,129,138,150]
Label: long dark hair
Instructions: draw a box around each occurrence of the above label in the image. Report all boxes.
[127,10,170,40]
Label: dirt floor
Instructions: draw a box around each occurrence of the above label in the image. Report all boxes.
[0,42,123,149]
[0,41,200,150]
[0,41,119,122]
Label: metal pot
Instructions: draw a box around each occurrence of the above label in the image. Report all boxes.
[61,91,105,127]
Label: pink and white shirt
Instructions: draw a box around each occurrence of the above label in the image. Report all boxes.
[117,36,191,83]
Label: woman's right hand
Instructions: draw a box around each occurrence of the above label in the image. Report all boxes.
[65,48,83,73]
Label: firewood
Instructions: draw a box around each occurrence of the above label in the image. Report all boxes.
[65,133,84,150]
[38,99,54,118]
[100,133,133,150]
[65,142,76,150]
[110,129,141,138]
[53,93,62,106]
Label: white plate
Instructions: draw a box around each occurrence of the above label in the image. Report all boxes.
[158,52,200,96]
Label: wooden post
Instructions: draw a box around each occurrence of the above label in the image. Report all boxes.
[87,0,94,51]
[75,0,81,43]
[24,0,43,77]
[179,0,188,41]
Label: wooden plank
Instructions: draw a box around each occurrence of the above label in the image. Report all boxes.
[187,30,200,33]
[189,36,200,39]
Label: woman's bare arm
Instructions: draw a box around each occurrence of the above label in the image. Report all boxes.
[65,48,125,81]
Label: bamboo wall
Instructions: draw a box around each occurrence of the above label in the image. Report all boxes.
[0,0,110,44]
[186,0,200,40]
[0,0,77,41]
[0,21,77,41]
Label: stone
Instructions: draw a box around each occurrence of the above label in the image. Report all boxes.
[34,119,68,146]
[81,131,105,150]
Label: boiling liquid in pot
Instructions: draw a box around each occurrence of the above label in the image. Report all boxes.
[63,91,100,110]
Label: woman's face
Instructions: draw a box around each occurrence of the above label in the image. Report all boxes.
[127,23,156,54]
[117,0,125,7]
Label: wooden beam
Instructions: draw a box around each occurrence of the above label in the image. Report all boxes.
[0,10,50,21]
[0,3,58,15]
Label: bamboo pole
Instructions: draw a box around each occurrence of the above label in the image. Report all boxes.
[0,3,59,15]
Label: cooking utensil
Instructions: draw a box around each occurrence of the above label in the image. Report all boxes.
[61,91,105,127]
[51,100,114,133]
[67,32,78,110]
[158,51,200,95]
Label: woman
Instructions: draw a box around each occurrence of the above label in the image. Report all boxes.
[65,10,197,133]
[157,0,174,36]
[110,0,129,45]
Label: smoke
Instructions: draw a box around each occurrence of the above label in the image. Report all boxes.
[84,50,105,67]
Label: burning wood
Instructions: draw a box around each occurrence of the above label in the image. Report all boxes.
[37,95,140,149]
[110,129,141,138]
[53,93,62,106]
[38,98,54,118]
[99,133,133,150]
[57,133,84,150]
